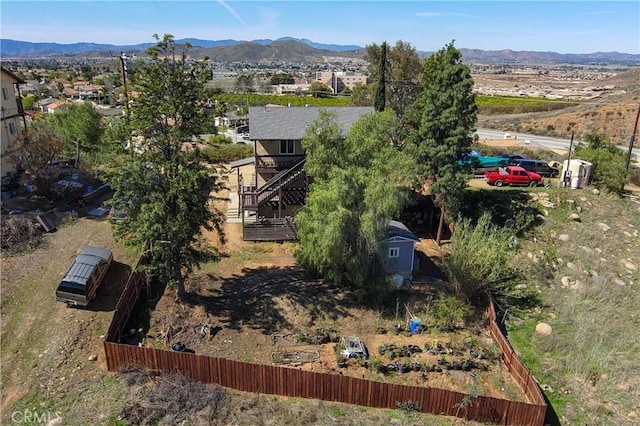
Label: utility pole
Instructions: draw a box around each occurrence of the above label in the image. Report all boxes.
[564,131,575,187]
[625,104,640,173]
[118,52,133,158]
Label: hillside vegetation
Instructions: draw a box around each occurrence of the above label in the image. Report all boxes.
[477,67,640,145]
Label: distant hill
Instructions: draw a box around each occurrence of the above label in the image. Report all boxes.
[1,37,639,65]
[0,37,362,57]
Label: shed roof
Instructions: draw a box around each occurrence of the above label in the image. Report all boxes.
[388,220,419,242]
[248,106,374,140]
[229,156,255,168]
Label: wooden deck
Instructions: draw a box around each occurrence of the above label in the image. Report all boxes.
[243,217,297,241]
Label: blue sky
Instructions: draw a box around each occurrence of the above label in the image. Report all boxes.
[1,1,638,54]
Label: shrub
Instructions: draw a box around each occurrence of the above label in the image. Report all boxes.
[202,144,253,164]
[206,134,232,145]
[443,212,518,301]
[432,294,472,331]
[396,399,422,414]
[575,134,627,193]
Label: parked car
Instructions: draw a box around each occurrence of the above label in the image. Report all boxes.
[499,153,526,162]
[510,159,559,177]
[484,166,543,187]
[55,246,113,307]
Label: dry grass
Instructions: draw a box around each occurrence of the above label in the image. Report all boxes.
[507,186,640,424]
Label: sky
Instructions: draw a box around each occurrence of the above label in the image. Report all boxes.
[1,1,639,54]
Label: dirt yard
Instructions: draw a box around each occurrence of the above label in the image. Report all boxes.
[127,202,527,403]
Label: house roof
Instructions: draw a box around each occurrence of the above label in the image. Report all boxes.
[388,220,419,242]
[248,106,374,140]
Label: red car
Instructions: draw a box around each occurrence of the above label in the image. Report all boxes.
[484,166,543,187]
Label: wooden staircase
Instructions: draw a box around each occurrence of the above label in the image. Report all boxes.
[242,158,306,209]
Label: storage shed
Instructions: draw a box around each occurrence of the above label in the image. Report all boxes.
[381,220,419,281]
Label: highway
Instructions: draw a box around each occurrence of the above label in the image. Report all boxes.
[475,128,640,161]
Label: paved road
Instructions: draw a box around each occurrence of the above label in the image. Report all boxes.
[476,128,640,161]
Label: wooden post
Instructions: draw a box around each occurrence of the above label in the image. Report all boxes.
[625,103,640,173]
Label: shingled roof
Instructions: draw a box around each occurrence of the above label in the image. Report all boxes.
[388,220,419,242]
[248,106,374,140]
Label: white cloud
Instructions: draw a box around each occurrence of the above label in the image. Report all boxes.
[216,0,247,26]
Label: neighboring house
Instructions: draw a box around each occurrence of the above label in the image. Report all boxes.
[240,105,374,241]
[1,67,27,178]
[315,71,367,94]
[43,101,69,114]
[74,82,104,101]
[381,220,420,281]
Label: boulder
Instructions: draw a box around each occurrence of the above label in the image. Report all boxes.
[535,323,553,335]
[620,259,638,272]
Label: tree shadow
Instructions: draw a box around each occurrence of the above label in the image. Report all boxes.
[83,261,132,312]
[458,188,543,231]
[182,265,355,334]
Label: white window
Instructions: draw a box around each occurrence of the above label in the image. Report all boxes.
[8,122,16,135]
[388,247,400,258]
[280,140,294,155]
[1,87,8,100]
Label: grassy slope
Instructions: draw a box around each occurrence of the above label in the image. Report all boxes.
[506,187,640,425]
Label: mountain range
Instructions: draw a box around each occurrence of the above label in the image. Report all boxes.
[2,37,639,65]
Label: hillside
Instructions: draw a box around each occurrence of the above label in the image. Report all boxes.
[3,37,639,65]
[477,67,640,144]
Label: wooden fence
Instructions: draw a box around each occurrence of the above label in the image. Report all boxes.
[104,255,147,342]
[486,300,546,406]
[103,261,546,425]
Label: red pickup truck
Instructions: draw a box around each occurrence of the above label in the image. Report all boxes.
[484,166,543,187]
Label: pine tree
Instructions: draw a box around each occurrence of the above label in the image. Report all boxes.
[413,41,477,243]
[111,34,226,300]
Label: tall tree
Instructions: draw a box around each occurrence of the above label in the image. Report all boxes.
[366,40,422,118]
[373,41,388,112]
[412,41,477,244]
[111,34,227,300]
[295,109,417,292]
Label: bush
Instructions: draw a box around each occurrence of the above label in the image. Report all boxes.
[206,134,232,145]
[575,133,628,193]
[443,212,517,301]
[202,144,253,164]
[396,399,422,414]
[432,294,472,331]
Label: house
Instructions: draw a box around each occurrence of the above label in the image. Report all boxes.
[381,220,420,282]
[1,67,27,178]
[239,106,374,241]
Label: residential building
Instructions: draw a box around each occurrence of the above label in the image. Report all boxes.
[315,71,367,94]
[1,68,27,178]
[239,105,373,241]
